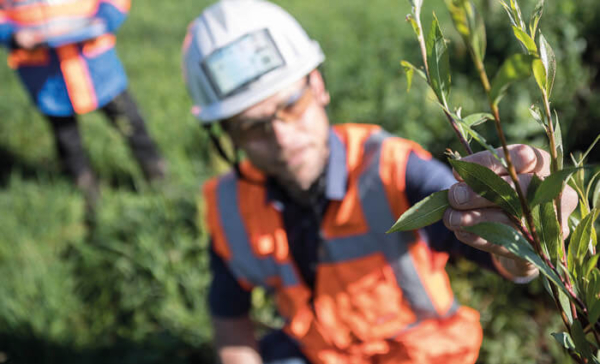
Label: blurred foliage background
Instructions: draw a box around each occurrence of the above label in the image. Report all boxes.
[0,0,598,363]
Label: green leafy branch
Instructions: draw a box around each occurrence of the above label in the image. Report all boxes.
[393,0,600,362]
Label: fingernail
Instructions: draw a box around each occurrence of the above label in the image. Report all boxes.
[453,185,468,205]
[448,210,461,228]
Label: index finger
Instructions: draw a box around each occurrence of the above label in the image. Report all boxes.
[453,144,551,181]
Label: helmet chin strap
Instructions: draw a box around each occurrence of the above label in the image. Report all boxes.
[203,124,262,185]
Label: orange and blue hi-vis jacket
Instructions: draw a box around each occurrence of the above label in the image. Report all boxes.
[0,0,131,116]
[203,124,483,364]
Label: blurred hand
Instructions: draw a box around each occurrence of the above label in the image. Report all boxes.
[14,29,44,50]
[442,144,578,280]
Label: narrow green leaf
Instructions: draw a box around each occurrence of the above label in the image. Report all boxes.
[388,190,449,233]
[445,0,486,62]
[585,172,600,207]
[401,60,427,92]
[426,13,451,107]
[406,14,420,38]
[499,0,525,30]
[570,321,594,360]
[457,113,490,143]
[404,64,414,92]
[594,178,600,209]
[529,0,544,38]
[499,1,517,28]
[554,111,563,170]
[529,168,578,208]
[512,26,537,55]
[527,174,543,205]
[539,34,556,97]
[532,58,547,94]
[449,159,522,218]
[529,105,545,128]
[464,222,566,291]
[541,275,553,296]
[557,289,573,325]
[462,113,493,127]
[585,255,600,278]
[509,0,526,30]
[533,202,562,262]
[568,211,597,270]
[586,268,600,324]
[551,332,575,351]
[456,121,470,143]
[591,208,598,250]
[456,123,503,163]
[445,0,471,39]
[490,54,534,106]
[469,3,486,63]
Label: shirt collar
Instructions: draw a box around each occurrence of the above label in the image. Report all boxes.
[265,126,348,204]
[325,127,347,201]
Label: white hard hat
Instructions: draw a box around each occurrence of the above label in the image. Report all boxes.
[182,0,325,123]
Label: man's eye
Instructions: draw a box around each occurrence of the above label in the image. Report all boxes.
[242,120,268,131]
[284,100,301,112]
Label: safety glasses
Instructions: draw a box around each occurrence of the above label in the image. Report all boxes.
[225,79,314,140]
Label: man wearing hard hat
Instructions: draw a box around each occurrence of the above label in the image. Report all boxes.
[0,0,166,209]
[182,1,574,363]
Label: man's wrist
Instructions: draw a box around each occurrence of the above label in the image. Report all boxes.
[492,254,539,284]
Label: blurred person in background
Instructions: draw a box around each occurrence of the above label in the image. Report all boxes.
[0,0,166,211]
[182,1,577,363]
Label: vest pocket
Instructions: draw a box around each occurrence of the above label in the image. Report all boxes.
[314,254,417,346]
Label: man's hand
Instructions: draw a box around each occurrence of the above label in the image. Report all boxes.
[442,145,578,280]
[14,29,45,50]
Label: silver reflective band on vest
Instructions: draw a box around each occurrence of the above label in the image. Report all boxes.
[217,173,300,290]
[214,130,459,329]
[203,28,286,98]
[358,131,459,325]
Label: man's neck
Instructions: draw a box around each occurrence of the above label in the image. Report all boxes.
[276,169,327,208]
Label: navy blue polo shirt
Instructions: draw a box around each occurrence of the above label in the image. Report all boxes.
[208,129,496,318]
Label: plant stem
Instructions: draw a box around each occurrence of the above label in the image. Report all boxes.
[492,107,544,254]
[474,58,491,92]
[443,110,473,154]
[540,80,579,318]
[414,11,472,155]
[542,91,559,173]
[542,91,565,239]
[414,12,430,87]
[476,58,544,256]
[550,283,572,331]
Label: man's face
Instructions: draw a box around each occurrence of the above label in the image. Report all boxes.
[224,70,330,191]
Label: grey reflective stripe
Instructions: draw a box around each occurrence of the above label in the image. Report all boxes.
[357,131,458,321]
[216,173,300,289]
[323,234,403,263]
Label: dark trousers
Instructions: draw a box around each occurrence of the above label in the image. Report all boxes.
[259,330,310,364]
[46,89,165,183]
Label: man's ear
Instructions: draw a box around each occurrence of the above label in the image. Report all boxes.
[308,69,330,107]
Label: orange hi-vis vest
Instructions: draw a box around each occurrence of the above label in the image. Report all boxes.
[0,0,131,116]
[204,124,483,364]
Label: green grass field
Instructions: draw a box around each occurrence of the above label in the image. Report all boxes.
[1,0,596,362]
